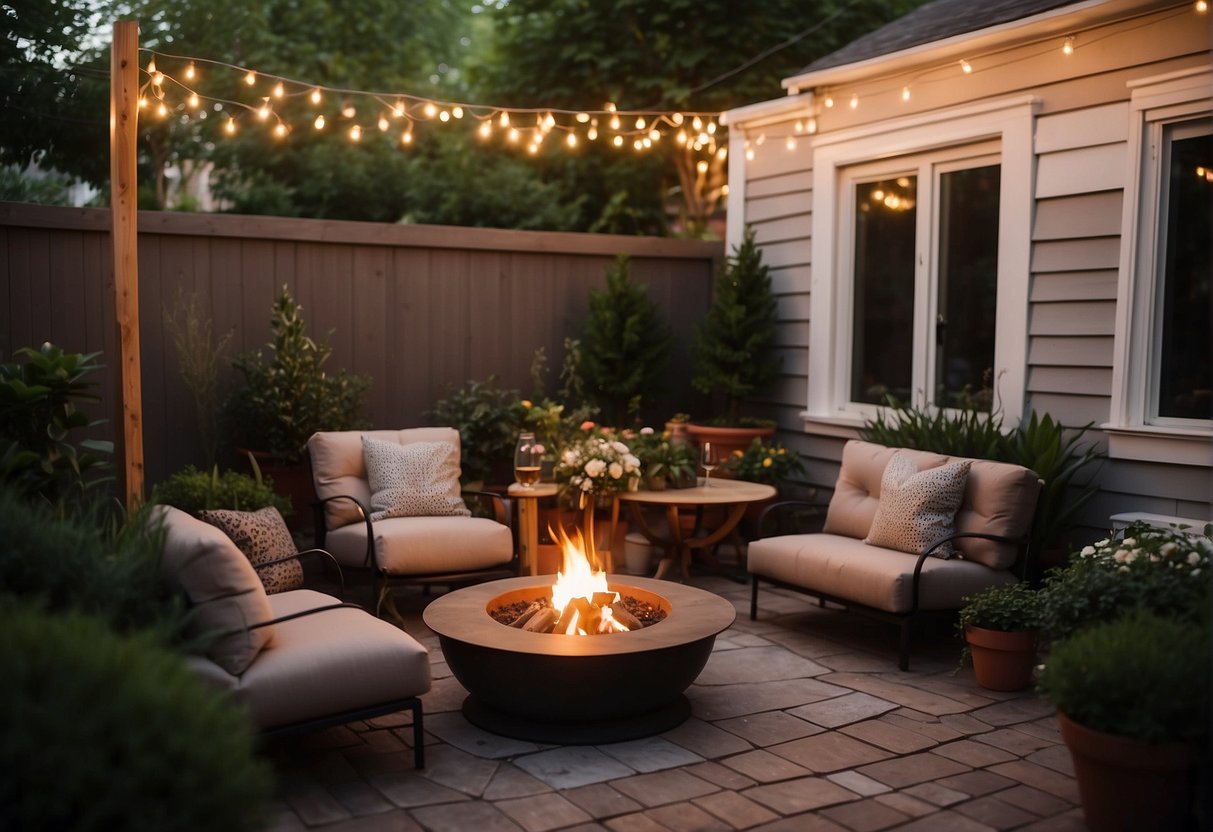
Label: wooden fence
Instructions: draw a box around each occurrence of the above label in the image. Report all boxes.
[0,202,722,487]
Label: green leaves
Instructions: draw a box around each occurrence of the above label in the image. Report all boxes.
[958,582,1042,633]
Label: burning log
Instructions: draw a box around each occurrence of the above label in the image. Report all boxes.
[509,600,547,629]
[521,607,559,633]
[610,603,643,631]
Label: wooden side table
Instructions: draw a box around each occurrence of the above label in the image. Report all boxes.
[507,482,559,576]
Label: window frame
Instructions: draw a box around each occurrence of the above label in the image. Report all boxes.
[1107,67,1212,466]
[806,95,1036,432]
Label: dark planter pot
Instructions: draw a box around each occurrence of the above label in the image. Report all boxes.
[964,625,1037,691]
[1057,710,1199,832]
[685,423,776,479]
[239,449,314,533]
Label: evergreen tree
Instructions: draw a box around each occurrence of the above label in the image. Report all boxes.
[579,255,673,426]
[692,228,781,425]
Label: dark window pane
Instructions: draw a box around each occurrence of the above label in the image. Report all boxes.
[852,177,917,404]
[1157,126,1212,421]
[936,164,1000,410]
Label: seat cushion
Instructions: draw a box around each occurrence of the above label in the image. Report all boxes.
[865,454,971,559]
[361,436,470,521]
[747,533,1017,613]
[199,589,431,730]
[198,506,304,594]
[325,515,514,576]
[310,428,465,531]
[158,506,275,675]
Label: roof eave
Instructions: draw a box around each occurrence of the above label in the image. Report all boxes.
[780,0,1172,91]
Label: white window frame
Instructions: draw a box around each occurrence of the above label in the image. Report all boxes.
[1107,68,1212,467]
[806,95,1035,432]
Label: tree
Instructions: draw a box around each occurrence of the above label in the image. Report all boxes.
[579,254,673,426]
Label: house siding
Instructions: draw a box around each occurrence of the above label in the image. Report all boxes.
[730,2,1211,535]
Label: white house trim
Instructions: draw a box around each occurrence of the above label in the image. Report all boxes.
[805,93,1037,429]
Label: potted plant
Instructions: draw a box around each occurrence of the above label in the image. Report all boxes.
[956,582,1042,691]
[223,286,369,525]
[578,254,672,428]
[688,227,781,456]
[1038,609,1207,832]
[428,376,525,489]
[629,427,697,490]
[150,460,290,517]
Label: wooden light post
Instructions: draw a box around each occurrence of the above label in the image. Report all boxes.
[110,20,144,505]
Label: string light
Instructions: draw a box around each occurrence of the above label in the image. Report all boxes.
[184,61,195,80]
[314,114,325,129]
[341,100,356,118]
[566,133,577,148]
[960,59,973,73]
[1196,0,1207,12]
[349,124,362,141]
[478,121,492,138]
[438,109,450,122]
[849,94,859,109]
[273,122,287,138]
[507,127,520,143]
[824,96,834,108]
[225,117,236,135]
[257,99,271,120]
[452,106,464,119]
[423,102,437,118]
[187,93,199,108]
[1062,36,1075,55]
[310,88,322,105]
[613,135,623,147]
[244,70,256,86]
[378,115,390,131]
[401,129,413,145]
[786,136,797,150]
[499,111,510,128]
[575,112,590,123]
[272,81,285,98]
[902,86,911,102]
[156,101,168,117]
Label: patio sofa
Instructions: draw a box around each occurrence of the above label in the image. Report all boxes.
[748,440,1041,670]
[158,506,431,767]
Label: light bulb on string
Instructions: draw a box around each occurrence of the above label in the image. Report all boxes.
[273,82,285,98]
[478,121,491,138]
[633,139,643,151]
[401,129,414,145]
[609,114,621,130]
[341,100,356,118]
[672,112,684,125]
[745,148,754,161]
[452,106,464,119]
[314,114,326,129]
[151,70,164,87]
[902,86,911,102]
[499,111,510,127]
[393,100,405,118]
[542,112,555,132]
[1197,0,1207,12]
[716,146,727,161]
[507,127,520,143]
[138,96,147,109]
[528,142,539,155]
[575,112,590,123]
[676,130,687,145]
[696,160,708,174]
[534,130,544,144]
[273,123,288,138]
[378,116,390,131]
[786,136,797,151]
[697,132,709,144]
[794,120,804,133]
[960,59,973,73]
[423,102,437,118]
[257,99,271,120]
[643,137,652,148]
[648,129,660,142]
[439,109,450,122]
[635,116,646,129]
[566,133,577,148]
[612,135,623,147]
[849,94,858,109]
[807,117,818,134]
[244,70,256,86]
[184,62,195,80]
[588,125,598,140]
[311,88,323,105]
[187,93,199,108]
[606,102,617,112]
[224,117,236,135]
[1062,36,1075,55]
[691,116,703,131]
[156,101,168,118]
[349,124,362,141]
[706,121,716,134]
[824,96,834,108]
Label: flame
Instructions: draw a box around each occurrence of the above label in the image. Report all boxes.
[550,523,627,635]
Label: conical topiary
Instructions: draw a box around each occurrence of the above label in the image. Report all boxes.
[692,227,780,425]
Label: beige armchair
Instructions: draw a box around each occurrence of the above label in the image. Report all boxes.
[308,428,516,618]
[749,440,1042,670]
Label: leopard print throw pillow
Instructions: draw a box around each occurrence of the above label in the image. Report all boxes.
[199,506,304,594]
[361,437,470,521]
[864,453,971,559]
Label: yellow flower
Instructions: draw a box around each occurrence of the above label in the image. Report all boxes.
[732,449,744,458]
[521,399,533,409]
[763,457,773,468]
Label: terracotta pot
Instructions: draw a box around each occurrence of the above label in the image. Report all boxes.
[685,423,776,478]
[964,625,1037,691]
[1057,710,1198,832]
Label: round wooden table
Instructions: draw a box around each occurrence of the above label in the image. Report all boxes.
[615,479,776,580]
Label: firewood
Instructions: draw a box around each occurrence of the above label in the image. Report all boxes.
[522,607,558,633]
[610,603,643,631]
[509,600,546,628]
[591,591,618,607]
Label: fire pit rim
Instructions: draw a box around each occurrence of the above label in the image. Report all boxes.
[423,575,736,657]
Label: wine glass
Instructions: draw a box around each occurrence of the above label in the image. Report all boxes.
[700,441,717,488]
[514,432,542,489]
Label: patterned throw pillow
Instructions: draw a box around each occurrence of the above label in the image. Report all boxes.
[864,453,972,559]
[198,507,304,594]
[361,437,470,521]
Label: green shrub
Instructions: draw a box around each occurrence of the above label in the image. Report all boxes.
[0,485,184,640]
[579,254,673,427]
[427,376,525,485]
[628,426,698,485]
[722,437,805,486]
[1039,522,1211,642]
[0,602,272,831]
[1037,608,1209,744]
[151,462,290,517]
[0,343,113,510]
[958,581,1042,633]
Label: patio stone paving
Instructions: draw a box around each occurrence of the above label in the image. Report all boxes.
[261,573,1084,831]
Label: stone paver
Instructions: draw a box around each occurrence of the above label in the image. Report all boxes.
[264,575,1090,832]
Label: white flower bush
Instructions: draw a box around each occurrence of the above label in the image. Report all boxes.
[555,434,641,496]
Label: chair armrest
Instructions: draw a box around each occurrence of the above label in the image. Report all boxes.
[314,494,377,571]
[757,500,827,538]
[909,530,1032,613]
[463,489,513,529]
[253,548,346,600]
[248,601,366,631]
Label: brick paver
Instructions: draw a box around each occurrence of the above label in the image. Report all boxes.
[263,575,1090,831]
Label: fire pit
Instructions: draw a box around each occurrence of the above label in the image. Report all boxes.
[423,574,735,743]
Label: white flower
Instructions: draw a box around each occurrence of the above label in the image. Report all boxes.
[1193,568,1202,578]
[562,450,577,465]
[612,441,629,454]
[608,462,623,479]
[1188,552,1202,566]
[532,443,545,455]
[1160,542,1179,557]
[1122,537,1137,547]
[584,459,606,478]
[1118,566,1130,573]
[579,478,594,491]
[1113,550,1128,563]
[640,426,655,435]
[1095,538,1110,547]
[1080,545,1096,557]
[624,454,640,472]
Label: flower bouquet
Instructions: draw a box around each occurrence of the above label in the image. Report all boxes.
[555,432,641,502]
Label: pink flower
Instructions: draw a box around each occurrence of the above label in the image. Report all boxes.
[580,421,596,431]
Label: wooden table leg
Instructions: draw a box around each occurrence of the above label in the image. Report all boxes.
[516,495,539,576]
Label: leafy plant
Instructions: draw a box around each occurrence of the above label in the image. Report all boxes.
[860,401,1104,553]
[1038,522,1211,643]
[691,227,781,426]
[0,602,273,832]
[428,376,525,485]
[722,437,805,486]
[224,285,370,465]
[1037,608,1209,744]
[0,343,113,510]
[628,427,697,486]
[958,582,1042,633]
[164,289,232,467]
[522,341,598,461]
[579,254,673,426]
[150,461,290,517]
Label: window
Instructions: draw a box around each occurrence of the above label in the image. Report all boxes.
[807,96,1034,429]
[1109,69,1212,464]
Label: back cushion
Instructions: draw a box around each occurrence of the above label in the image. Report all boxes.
[158,506,274,675]
[310,428,465,530]
[824,440,1040,570]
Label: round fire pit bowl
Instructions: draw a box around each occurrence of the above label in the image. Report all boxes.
[423,575,736,744]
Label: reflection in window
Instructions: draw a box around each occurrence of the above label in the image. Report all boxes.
[1156,123,1211,421]
[852,177,916,404]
